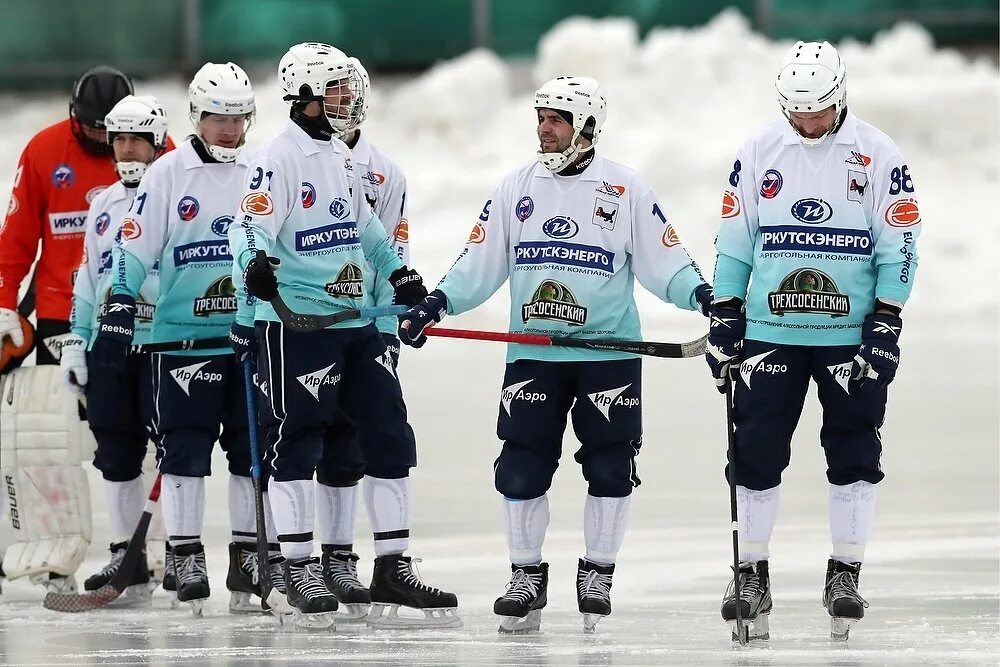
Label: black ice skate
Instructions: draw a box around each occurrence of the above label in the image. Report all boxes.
[172,542,210,617]
[283,557,339,629]
[577,559,615,633]
[226,542,264,614]
[368,554,462,629]
[823,559,869,641]
[321,546,371,621]
[162,542,179,608]
[83,541,151,608]
[494,562,548,634]
[722,560,773,643]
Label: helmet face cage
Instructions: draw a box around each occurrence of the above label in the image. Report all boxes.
[280,43,367,133]
[321,66,366,133]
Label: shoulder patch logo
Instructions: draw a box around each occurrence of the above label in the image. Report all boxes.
[884,198,920,227]
[241,192,273,216]
[468,222,486,245]
[661,224,680,248]
[721,191,741,219]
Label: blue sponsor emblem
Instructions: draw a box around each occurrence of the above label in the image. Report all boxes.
[514,241,614,273]
[301,181,316,209]
[52,164,74,189]
[329,197,350,220]
[211,215,234,237]
[95,212,111,236]
[177,196,200,222]
[295,222,360,252]
[791,198,833,224]
[516,196,534,222]
[542,216,579,239]
[760,169,783,199]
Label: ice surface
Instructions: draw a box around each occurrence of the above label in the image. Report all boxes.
[0,12,995,666]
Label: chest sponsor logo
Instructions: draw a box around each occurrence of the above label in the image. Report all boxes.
[847,170,868,203]
[514,241,614,273]
[193,275,237,317]
[760,225,872,255]
[760,169,783,199]
[324,262,364,297]
[721,191,741,219]
[522,280,587,326]
[297,362,341,401]
[211,215,234,237]
[845,151,872,167]
[301,181,316,209]
[592,198,618,230]
[768,268,849,317]
[169,360,223,396]
[241,192,273,216]
[500,378,546,416]
[6,194,18,217]
[468,222,486,244]
[295,221,359,251]
[49,210,88,235]
[118,217,142,241]
[95,212,111,236]
[86,185,107,204]
[177,196,200,221]
[587,383,638,421]
[884,198,920,227]
[174,240,232,266]
[329,197,350,220]
[542,216,579,239]
[738,349,787,389]
[51,164,74,189]
[791,198,833,224]
[661,224,680,248]
[596,182,625,198]
[393,219,409,243]
[516,196,534,222]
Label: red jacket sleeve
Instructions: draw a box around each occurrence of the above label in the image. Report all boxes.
[0,141,45,310]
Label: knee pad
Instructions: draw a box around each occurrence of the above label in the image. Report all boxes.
[579,439,641,497]
[494,442,558,500]
[158,431,214,477]
[92,433,148,482]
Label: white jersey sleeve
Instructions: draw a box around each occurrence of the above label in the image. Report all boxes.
[112,169,169,297]
[869,142,921,305]
[69,197,104,341]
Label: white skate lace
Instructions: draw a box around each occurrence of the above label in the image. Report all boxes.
[239,550,258,585]
[269,559,287,593]
[826,571,870,608]
[578,569,612,602]
[501,568,542,604]
[292,560,330,599]
[398,558,441,594]
[177,551,207,587]
[328,553,365,591]
[96,546,127,578]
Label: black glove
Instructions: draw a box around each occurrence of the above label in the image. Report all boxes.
[398,290,448,349]
[851,311,902,392]
[694,283,714,317]
[389,266,428,308]
[705,297,746,393]
[243,249,280,301]
[230,322,255,361]
[91,293,136,371]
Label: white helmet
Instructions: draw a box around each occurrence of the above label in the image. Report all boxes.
[775,41,847,146]
[105,95,168,185]
[279,42,367,134]
[533,76,607,172]
[188,62,255,162]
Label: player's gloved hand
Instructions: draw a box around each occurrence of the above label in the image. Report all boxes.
[850,311,902,392]
[705,297,745,394]
[243,249,281,301]
[694,283,714,317]
[398,290,447,349]
[0,307,25,347]
[229,322,255,361]
[91,293,136,371]
[388,266,428,308]
[59,334,88,395]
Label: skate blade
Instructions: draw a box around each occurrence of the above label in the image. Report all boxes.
[830,616,858,641]
[335,603,371,622]
[582,612,607,634]
[229,590,265,614]
[728,613,770,643]
[106,583,153,609]
[498,609,541,634]
[367,603,463,629]
[290,609,336,630]
[182,598,205,618]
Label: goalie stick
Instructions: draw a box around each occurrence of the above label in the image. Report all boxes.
[271,295,406,332]
[43,474,162,613]
[424,327,707,359]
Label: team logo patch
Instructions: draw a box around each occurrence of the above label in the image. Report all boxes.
[791,198,833,224]
[768,268,849,317]
[848,170,868,203]
[329,197,350,220]
[542,216,579,239]
[95,212,111,236]
[587,384,637,422]
[193,275,237,317]
[86,186,107,204]
[468,222,486,244]
[178,195,200,221]
[296,362,341,401]
[168,360,220,396]
[211,215,234,237]
[661,224,680,248]
[596,182,625,198]
[241,192,273,216]
[118,218,142,241]
[324,262,364,297]
[6,194,17,217]
[516,196,534,222]
[760,169,783,199]
[301,182,316,209]
[500,378,546,416]
[845,151,872,167]
[521,280,587,326]
[884,198,921,227]
[364,171,385,186]
[52,164,74,188]
[721,191,741,219]
[592,198,618,230]
[393,219,409,243]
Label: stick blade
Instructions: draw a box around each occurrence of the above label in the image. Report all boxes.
[43,585,121,613]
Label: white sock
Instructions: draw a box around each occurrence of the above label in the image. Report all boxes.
[105,477,144,542]
[583,494,630,565]
[363,475,410,556]
[228,474,255,544]
[504,495,549,565]
[829,481,877,563]
[270,479,314,561]
[161,474,205,546]
[316,482,358,549]
[263,492,280,557]
[737,485,781,563]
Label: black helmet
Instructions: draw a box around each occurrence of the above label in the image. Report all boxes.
[69,65,134,155]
